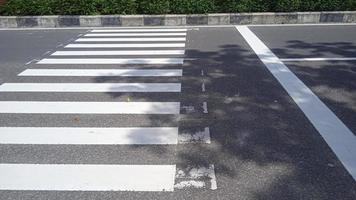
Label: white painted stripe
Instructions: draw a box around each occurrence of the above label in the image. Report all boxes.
[0,127,178,145]
[37,58,184,65]
[19,69,183,77]
[0,101,180,114]
[65,43,185,48]
[280,57,356,62]
[237,25,356,181]
[91,29,187,32]
[52,50,185,56]
[0,83,181,93]
[85,33,186,37]
[202,102,208,113]
[76,38,186,42]
[178,127,211,144]
[175,165,217,190]
[0,164,176,191]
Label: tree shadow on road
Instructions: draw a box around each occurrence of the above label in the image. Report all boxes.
[94,40,356,199]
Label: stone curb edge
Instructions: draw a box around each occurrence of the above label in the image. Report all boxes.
[1,11,356,28]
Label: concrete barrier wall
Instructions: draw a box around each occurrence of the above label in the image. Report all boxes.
[1,11,356,28]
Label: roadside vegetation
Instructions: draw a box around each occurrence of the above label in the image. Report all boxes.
[1,0,356,15]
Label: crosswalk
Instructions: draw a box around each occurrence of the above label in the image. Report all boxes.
[0,28,216,192]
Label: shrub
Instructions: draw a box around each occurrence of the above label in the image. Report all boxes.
[0,0,55,15]
[1,0,356,16]
[274,0,301,12]
[169,0,216,14]
[96,0,137,15]
[244,0,271,12]
[53,0,98,15]
[138,0,170,14]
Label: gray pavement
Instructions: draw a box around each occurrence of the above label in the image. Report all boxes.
[0,25,355,200]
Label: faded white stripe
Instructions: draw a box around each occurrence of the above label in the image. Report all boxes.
[65,43,185,48]
[18,69,183,77]
[76,38,186,42]
[178,127,211,144]
[0,164,176,191]
[91,29,187,32]
[52,50,185,56]
[280,57,356,62]
[0,83,181,93]
[37,58,184,65]
[0,127,178,145]
[237,25,356,181]
[175,165,217,190]
[0,101,180,114]
[85,33,186,37]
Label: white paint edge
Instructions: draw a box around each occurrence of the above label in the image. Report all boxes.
[175,165,217,190]
[0,127,178,145]
[18,69,183,77]
[91,29,187,32]
[0,101,180,114]
[209,165,217,190]
[178,127,211,144]
[202,82,206,92]
[173,181,205,189]
[202,102,208,114]
[0,83,181,93]
[65,43,185,48]
[37,58,184,65]
[236,25,356,181]
[76,38,186,42]
[0,164,176,191]
[85,33,187,37]
[280,57,356,62]
[51,50,185,56]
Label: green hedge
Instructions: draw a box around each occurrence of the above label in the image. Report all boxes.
[1,0,356,15]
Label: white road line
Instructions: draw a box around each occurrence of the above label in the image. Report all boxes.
[0,127,178,145]
[37,58,184,65]
[280,57,356,62]
[0,101,180,114]
[175,165,217,190]
[0,164,176,191]
[91,29,187,32]
[76,38,186,42]
[237,25,356,181]
[19,69,183,77]
[85,33,186,37]
[178,127,211,144]
[202,102,208,113]
[65,43,185,48]
[202,82,206,92]
[0,83,181,93]
[51,50,185,56]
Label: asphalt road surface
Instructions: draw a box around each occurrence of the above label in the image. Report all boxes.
[0,24,355,200]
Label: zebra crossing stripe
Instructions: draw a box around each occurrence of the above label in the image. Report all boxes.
[0,83,181,93]
[0,164,176,191]
[91,29,187,32]
[51,50,185,56]
[85,33,186,37]
[37,58,184,65]
[0,101,180,114]
[0,127,179,145]
[175,165,217,190]
[18,69,183,77]
[76,38,186,42]
[65,43,185,48]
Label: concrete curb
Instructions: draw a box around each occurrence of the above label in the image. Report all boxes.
[1,11,356,28]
